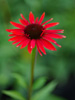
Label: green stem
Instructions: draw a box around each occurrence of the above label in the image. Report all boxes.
[28,47,37,100]
[0,0,11,24]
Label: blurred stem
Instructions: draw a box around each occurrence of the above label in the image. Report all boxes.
[28,47,38,100]
[0,0,11,24]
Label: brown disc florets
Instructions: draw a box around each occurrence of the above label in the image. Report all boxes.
[24,24,44,39]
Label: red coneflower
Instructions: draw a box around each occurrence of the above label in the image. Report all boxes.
[6,12,66,56]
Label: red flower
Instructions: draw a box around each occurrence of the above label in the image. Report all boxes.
[6,12,66,56]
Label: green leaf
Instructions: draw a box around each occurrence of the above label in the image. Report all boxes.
[33,77,47,90]
[43,94,66,100]
[32,80,57,100]
[3,90,25,100]
[12,73,27,89]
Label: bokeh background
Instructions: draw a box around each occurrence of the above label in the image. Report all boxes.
[0,0,75,100]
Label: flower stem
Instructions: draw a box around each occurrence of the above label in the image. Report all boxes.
[28,47,37,100]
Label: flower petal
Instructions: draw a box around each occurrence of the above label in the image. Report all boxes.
[20,14,29,24]
[40,30,45,37]
[12,37,25,45]
[41,18,53,25]
[44,22,59,29]
[42,35,61,47]
[36,44,42,56]
[16,38,26,47]
[28,41,32,53]
[19,19,28,26]
[45,29,64,34]
[40,38,56,51]
[6,29,24,33]
[28,39,35,53]
[44,33,66,39]
[11,31,24,35]
[8,34,16,37]
[29,12,34,23]
[8,36,22,41]
[8,32,24,36]
[10,21,25,29]
[35,17,39,23]
[42,35,56,43]
[20,38,30,49]
[30,39,36,48]
[54,42,61,47]
[36,39,46,55]
[38,12,45,24]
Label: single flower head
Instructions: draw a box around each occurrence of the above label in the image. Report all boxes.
[6,12,66,56]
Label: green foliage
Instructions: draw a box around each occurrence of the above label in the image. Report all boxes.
[3,90,25,100]
[33,77,47,90]
[43,94,66,100]
[12,73,27,89]
[32,81,57,100]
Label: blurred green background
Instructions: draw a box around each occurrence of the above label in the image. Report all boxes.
[0,0,75,100]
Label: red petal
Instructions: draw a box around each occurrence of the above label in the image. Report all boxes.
[40,38,56,51]
[8,32,24,36]
[20,14,29,24]
[8,33,23,37]
[11,31,24,35]
[19,19,28,26]
[45,33,66,39]
[6,29,24,33]
[38,12,45,24]
[54,42,61,47]
[28,39,35,53]
[40,30,45,37]
[36,44,42,56]
[41,18,53,25]
[35,17,39,23]
[16,38,26,47]
[8,34,16,36]
[36,39,46,55]
[10,21,25,29]
[30,39,35,48]
[12,40,20,45]
[29,12,34,23]
[8,36,22,41]
[16,41,24,47]
[20,38,30,49]
[43,35,56,43]
[42,36,61,47]
[45,30,64,34]
[44,22,59,29]
[28,41,32,53]
[12,40,21,45]
[12,37,25,45]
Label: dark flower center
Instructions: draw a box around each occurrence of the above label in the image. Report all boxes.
[24,24,44,39]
